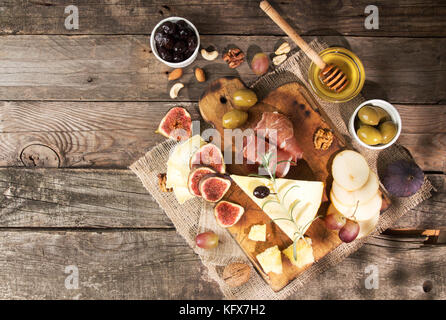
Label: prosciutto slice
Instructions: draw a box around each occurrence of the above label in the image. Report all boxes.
[254,112,303,162]
[243,135,293,178]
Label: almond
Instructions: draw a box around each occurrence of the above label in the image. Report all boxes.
[168,68,183,81]
[195,68,206,82]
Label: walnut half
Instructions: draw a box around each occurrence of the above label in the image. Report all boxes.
[222,262,251,288]
[157,173,173,192]
[313,128,334,150]
[223,48,245,69]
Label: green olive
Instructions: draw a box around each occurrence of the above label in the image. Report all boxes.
[374,107,391,123]
[357,125,383,145]
[222,109,248,129]
[233,89,258,110]
[379,121,397,144]
[358,106,380,126]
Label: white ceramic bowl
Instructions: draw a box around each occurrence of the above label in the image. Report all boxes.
[150,17,200,68]
[349,99,402,150]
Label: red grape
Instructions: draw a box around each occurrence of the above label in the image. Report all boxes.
[324,212,346,230]
[195,231,219,249]
[338,219,360,243]
[250,53,269,76]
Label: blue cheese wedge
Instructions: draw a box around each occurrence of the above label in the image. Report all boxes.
[256,245,282,274]
[282,237,314,268]
[230,175,324,241]
[248,224,266,242]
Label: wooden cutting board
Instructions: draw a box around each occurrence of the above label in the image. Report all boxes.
[198,77,390,291]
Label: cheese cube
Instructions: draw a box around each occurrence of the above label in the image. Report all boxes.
[256,245,283,274]
[248,224,266,242]
[282,238,314,268]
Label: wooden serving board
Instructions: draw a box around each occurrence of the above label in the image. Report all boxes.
[198,77,390,292]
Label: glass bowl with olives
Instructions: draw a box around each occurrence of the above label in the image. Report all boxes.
[349,99,402,150]
[150,17,200,68]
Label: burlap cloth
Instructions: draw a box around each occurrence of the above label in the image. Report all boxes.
[130,39,434,300]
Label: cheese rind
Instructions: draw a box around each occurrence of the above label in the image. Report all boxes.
[282,238,314,268]
[230,175,324,241]
[248,224,266,242]
[256,245,283,274]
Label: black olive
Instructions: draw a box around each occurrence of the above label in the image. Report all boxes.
[253,185,270,199]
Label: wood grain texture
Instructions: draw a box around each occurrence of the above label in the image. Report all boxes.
[1,0,445,37]
[0,168,443,229]
[0,229,443,299]
[0,35,444,104]
[1,101,444,172]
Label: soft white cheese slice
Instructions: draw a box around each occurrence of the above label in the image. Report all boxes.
[166,135,206,204]
[231,175,324,241]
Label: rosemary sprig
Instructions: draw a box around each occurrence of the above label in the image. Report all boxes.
[258,152,320,261]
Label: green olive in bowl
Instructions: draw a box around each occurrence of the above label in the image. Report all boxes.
[356,125,383,145]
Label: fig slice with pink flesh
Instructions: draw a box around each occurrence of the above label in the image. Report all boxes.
[199,175,231,203]
[190,143,226,174]
[156,107,192,141]
[214,201,245,228]
[187,167,216,197]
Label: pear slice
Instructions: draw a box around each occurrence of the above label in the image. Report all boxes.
[357,210,380,239]
[332,150,370,191]
[330,190,382,222]
[332,171,379,206]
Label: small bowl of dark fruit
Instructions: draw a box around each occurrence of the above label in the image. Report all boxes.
[150,17,200,68]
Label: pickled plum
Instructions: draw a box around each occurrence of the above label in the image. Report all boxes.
[154,19,198,63]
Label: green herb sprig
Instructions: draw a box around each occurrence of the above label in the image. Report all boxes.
[251,152,320,261]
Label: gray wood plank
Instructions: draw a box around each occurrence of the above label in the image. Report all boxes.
[1,0,445,37]
[0,35,444,104]
[0,168,444,229]
[0,101,444,171]
[0,229,443,299]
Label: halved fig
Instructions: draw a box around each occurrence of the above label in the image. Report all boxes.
[187,167,216,197]
[190,143,226,174]
[199,175,231,202]
[214,201,245,228]
[156,107,192,141]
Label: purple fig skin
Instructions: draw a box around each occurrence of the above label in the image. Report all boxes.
[383,160,424,197]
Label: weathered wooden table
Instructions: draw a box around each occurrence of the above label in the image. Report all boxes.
[0,1,444,299]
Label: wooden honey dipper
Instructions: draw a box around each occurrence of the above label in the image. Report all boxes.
[260,1,349,92]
